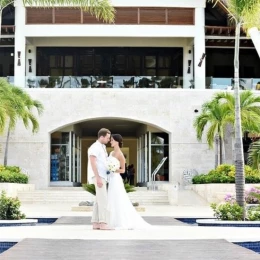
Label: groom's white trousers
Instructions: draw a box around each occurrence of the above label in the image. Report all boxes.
[91,177,109,223]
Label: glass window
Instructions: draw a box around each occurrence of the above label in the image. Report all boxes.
[64,56,73,67]
[158,56,170,68]
[151,133,169,145]
[145,56,156,68]
[151,146,169,181]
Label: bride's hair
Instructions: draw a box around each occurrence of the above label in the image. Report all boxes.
[112,134,123,148]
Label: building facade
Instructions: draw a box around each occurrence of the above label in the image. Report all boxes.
[0,0,260,191]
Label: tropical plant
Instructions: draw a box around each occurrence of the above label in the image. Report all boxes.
[0,165,28,183]
[211,202,243,221]
[0,78,44,166]
[193,99,230,167]
[0,0,115,38]
[210,0,260,217]
[82,183,136,196]
[0,191,26,220]
[213,91,260,134]
[192,164,260,184]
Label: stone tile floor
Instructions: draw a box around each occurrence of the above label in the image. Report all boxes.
[1,239,260,260]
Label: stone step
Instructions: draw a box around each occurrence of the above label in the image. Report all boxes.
[17,189,169,205]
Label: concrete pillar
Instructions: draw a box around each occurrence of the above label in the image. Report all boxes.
[26,45,37,87]
[249,27,260,58]
[194,7,206,89]
[14,0,26,88]
[183,43,194,89]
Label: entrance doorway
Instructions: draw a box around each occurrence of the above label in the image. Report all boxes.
[50,119,169,186]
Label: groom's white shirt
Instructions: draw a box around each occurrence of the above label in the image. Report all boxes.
[87,140,108,184]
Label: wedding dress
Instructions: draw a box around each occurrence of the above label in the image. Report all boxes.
[107,155,151,230]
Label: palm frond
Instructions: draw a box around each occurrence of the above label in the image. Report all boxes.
[207,123,218,148]
[248,140,260,169]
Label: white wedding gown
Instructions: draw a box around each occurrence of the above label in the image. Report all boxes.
[107,156,151,230]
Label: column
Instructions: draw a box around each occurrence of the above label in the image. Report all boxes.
[14,0,26,88]
[26,45,37,87]
[194,7,206,89]
[183,43,194,89]
[249,27,260,58]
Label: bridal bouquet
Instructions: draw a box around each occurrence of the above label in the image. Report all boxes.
[106,156,120,174]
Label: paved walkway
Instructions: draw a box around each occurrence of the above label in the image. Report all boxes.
[1,239,260,260]
[1,204,260,259]
[53,216,188,226]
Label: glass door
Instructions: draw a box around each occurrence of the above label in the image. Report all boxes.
[50,131,81,184]
[50,132,70,182]
[137,133,149,184]
[71,132,81,183]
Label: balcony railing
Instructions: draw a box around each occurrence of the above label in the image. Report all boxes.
[22,76,184,89]
[2,76,260,90]
[206,77,260,90]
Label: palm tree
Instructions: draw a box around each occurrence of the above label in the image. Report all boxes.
[214,91,260,134]
[194,91,260,168]
[0,79,16,134]
[193,99,230,167]
[209,0,260,217]
[0,78,44,165]
[0,0,115,38]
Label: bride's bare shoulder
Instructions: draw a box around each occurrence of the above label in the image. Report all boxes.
[119,151,126,161]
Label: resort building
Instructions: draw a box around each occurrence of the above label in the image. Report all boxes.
[0,0,259,199]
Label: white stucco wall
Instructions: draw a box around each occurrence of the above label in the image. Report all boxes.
[0,89,218,189]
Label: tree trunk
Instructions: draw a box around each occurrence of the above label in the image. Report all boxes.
[234,22,245,219]
[222,138,226,163]
[219,136,223,165]
[215,135,219,168]
[4,123,11,166]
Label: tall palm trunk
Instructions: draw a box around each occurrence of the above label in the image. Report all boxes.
[4,123,11,166]
[219,136,223,165]
[215,135,219,168]
[234,22,245,218]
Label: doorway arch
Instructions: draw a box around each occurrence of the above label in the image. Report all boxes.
[49,117,171,187]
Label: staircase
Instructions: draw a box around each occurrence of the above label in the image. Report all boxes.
[17,187,169,205]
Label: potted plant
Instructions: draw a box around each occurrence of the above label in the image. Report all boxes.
[48,76,61,88]
[27,78,36,88]
[81,78,90,88]
[81,183,140,208]
[38,79,48,88]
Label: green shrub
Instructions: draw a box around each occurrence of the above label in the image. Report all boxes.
[192,164,260,184]
[0,166,28,184]
[0,191,26,220]
[247,206,260,221]
[82,183,136,196]
[211,202,243,221]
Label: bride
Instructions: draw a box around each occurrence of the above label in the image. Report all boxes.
[107,134,150,230]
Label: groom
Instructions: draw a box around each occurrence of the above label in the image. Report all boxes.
[88,128,111,230]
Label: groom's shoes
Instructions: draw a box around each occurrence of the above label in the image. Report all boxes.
[92,223,100,230]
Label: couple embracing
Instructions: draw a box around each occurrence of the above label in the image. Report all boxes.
[88,128,150,230]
